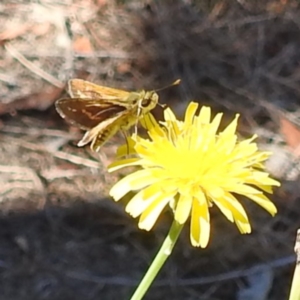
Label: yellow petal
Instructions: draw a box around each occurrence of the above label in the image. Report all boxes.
[139,192,176,230]
[229,184,263,195]
[221,114,239,136]
[140,113,159,130]
[235,218,251,234]
[213,192,249,224]
[198,106,211,124]
[163,107,177,122]
[184,102,198,126]
[190,195,210,248]
[174,194,192,224]
[126,188,161,217]
[209,113,223,136]
[126,180,178,217]
[245,193,277,215]
[108,158,141,172]
[248,171,280,187]
[110,169,162,200]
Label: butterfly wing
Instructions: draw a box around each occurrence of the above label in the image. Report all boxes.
[68,79,130,100]
[55,98,127,130]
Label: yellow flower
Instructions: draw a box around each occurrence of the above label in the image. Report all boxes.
[109,102,280,248]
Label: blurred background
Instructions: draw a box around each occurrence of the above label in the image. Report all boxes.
[0,1,300,299]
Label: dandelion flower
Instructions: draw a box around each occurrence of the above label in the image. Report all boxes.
[109,102,280,247]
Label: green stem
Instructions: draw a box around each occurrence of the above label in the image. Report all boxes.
[130,220,184,300]
[288,229,300,300]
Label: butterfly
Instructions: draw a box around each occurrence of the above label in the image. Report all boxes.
[55,79,180,152]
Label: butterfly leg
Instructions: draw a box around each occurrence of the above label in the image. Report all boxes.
[135,100,144,135]
[121,130,130,155]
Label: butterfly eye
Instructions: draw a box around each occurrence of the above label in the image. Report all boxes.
[141,98,152,108]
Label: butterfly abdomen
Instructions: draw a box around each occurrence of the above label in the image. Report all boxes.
[91,127,119,152]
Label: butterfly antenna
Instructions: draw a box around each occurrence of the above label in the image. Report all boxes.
[154,79,181,93]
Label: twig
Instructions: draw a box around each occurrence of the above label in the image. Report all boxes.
[1,125,76,139]
[5,42,64,88]
[2,135,100,169]
[0,164,46,207]
[65,255,294,287]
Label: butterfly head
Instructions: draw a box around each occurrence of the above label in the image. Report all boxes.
[141,91,159,112]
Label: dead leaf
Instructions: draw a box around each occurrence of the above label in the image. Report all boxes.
[279,115,300,157]
[73,36,93,54]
